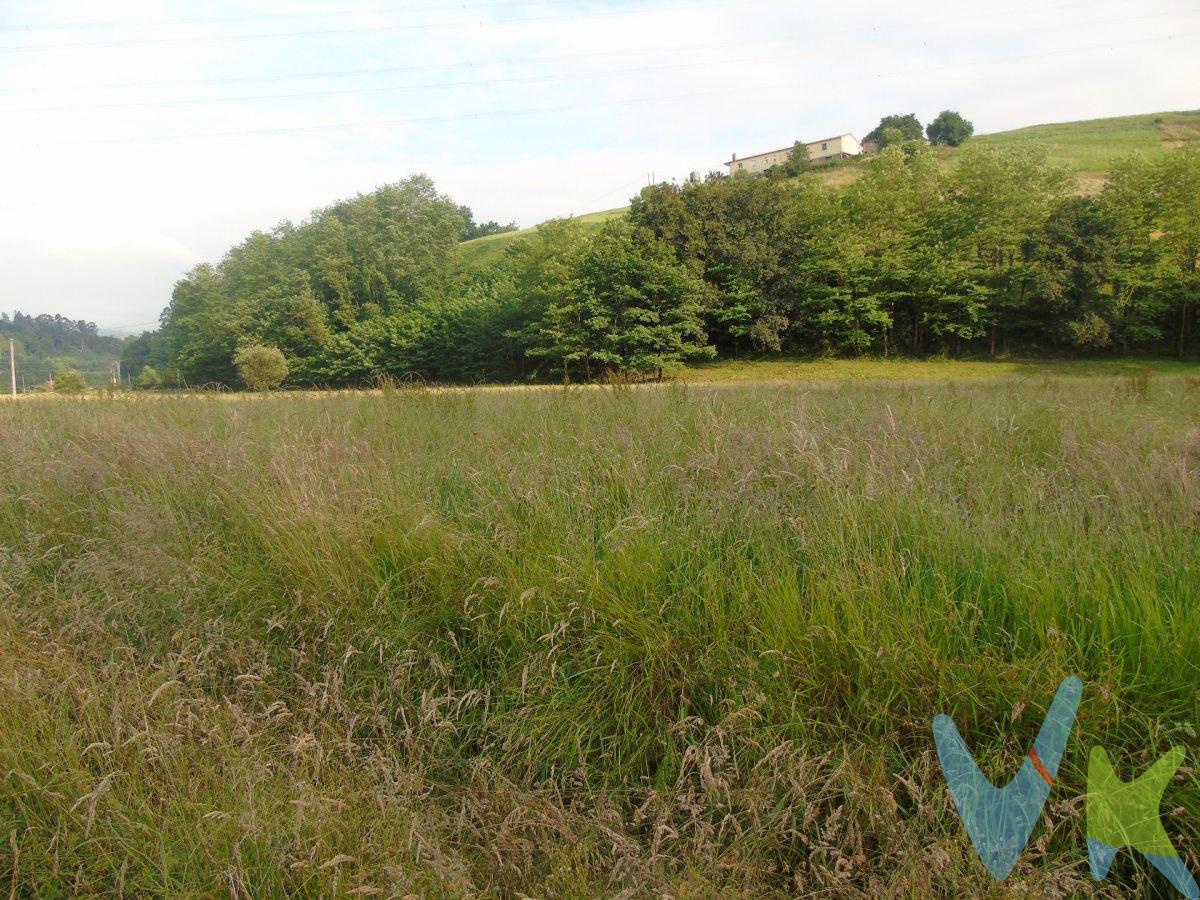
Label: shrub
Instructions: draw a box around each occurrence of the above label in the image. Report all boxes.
[1068,313,1112,348]
[233,345,288,391]
[53,369,88,393]
[137,365,162,388]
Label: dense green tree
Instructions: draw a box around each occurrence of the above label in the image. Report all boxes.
[1024,196,1118,346]
[865,114,924,144]
[878,126,907,150]
[926,110,974,146]
[119,329,172,382]
[506,220,596,381]
[141,151,1200,390]
[1149,149,1200,355]
[946,145,1071,353]
[163,264,240,385]
[1098,156,1172,351]
[628,175,819,353]
[238,273,331,367]
[837,145,984,354]
[576,221,713,378]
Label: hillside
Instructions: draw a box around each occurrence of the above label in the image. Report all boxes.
[967,108,1200,172]
[456,109,1200,269]
[455,206,625,272]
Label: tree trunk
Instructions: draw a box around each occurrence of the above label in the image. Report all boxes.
[1180,300,1190,362]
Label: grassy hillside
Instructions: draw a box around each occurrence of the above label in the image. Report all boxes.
[2,372,1197,895]
[455,206,625,272]
[968,108,1200,172]
[456,109,1200,267]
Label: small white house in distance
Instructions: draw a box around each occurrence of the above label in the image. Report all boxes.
[725,133,863,176]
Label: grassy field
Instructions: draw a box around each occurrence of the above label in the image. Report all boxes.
[969,108,1200,173]
[1,368,1198,896]
[455,207,626,272]
[677,355,1200,384]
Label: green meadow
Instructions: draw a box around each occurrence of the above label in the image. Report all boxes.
[455,207,626,272]
[2,367,1198,895]
[969,108,1200,172]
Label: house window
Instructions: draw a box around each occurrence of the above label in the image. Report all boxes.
[821,142,828,150]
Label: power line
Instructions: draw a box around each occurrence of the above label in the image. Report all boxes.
[0,40,769,96]
[0,0,1132,89]
[59,30,1198,146]
[0,0,777,54]
[5,6,1196,118]
[0,0,564,33]
[573,177,650,213]
[0,53,883,117]
[104,318,162,332]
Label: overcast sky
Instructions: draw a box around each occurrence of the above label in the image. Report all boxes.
[1,0,1197,331]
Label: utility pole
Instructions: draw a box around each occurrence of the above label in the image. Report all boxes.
[8,339,15,397]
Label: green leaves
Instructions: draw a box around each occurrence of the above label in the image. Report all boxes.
[507,219,712,381]
[926,110,974,147]
[148,149,1200,388]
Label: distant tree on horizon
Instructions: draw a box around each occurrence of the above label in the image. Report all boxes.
[458,205,519,241]
[927,110,975,146]
[865,113,924,144]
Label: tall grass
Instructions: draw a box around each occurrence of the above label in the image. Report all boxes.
[1,373,1197,895]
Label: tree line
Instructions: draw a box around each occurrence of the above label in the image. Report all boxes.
[124,144,1200,388]
[1,312,124,387]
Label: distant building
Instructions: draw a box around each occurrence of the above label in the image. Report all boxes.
[725,133,863,176]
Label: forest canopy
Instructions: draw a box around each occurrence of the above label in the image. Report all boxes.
[124,146,1200,388]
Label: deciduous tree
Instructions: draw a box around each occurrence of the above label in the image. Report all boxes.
[926,110,974,146]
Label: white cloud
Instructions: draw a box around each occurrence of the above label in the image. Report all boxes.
[0,0,1197,326]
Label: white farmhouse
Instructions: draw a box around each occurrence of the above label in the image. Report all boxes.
[725,133,863,176]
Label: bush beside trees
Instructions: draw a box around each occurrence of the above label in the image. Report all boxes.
[53,369,88,393]
[234,345,288,391]
[137,365,162,388]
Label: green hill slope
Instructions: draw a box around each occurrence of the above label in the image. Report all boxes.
[456,109,1200,271]
[456,207,626,272]
[967,108,1200,171]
